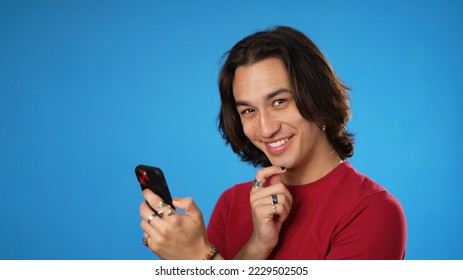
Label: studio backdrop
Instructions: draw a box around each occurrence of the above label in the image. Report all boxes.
[1,0,462,259]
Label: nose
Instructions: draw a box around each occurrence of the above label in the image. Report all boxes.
[258,110,280,138]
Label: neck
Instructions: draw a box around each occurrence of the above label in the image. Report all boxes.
[283,148,342,186]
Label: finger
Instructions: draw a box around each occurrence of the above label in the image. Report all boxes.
[273,204,290,223]
[253,166,287,189]
[140,200,158,221]
[251,187,293,221]
[271,202,292,219]
[252,183,292,203]
[140,218,159,244]
[272,193,293,210]
[142,233,150,248]
[255,166,287,182]
[173,197,204,226]
[269,173,282,186]
[271,187,293,208]
[254,201,287,219]
[142,189,165,210]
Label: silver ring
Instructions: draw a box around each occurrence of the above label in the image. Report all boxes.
[253,178,264,189]
[157,210,164,218]
[158,201,167,208]
[168,209,175,216]
[271,194,278,205]
[272,204,278,215]
[147,213,157,224]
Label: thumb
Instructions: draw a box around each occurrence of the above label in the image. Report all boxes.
[173,197,205,225]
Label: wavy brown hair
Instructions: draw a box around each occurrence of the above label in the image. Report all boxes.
[218,26,354,167]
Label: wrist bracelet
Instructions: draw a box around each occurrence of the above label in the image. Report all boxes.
[203,245,218,260]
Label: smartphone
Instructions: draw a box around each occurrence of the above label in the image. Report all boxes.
[135,164,175,209]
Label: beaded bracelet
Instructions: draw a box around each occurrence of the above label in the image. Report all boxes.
[203,245,218,260]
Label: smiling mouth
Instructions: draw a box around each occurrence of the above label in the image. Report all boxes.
[266,137,289,148]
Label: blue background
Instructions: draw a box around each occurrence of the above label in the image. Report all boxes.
[1,0,462,260]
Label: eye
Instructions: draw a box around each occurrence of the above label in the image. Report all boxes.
[240,108,255,115]
[272,99,286,107]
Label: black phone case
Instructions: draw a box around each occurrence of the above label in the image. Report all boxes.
[135,165,175,209]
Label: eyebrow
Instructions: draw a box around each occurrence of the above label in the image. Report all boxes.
[235,88,291,107]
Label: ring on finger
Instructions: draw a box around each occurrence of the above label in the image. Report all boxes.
[272,204,278,215]
[253,178,264,189]
[167,209,175,216]
[157,210,164,218]
[271,194,278,205]
[147,212,157,224]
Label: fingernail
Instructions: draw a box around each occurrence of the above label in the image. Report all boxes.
[173,198,180,205]
[280,166,286,170]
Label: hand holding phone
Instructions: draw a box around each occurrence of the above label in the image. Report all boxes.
[135,165,175,209]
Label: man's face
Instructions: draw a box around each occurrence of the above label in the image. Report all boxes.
[232,57,325,171]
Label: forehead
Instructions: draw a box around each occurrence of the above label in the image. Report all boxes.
[232,57,290,99]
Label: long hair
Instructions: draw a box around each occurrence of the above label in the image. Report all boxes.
[218,26,354,167]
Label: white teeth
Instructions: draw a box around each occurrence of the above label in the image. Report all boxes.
[268,138,288,148]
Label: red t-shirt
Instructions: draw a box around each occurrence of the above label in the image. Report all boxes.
[207,162,406,259]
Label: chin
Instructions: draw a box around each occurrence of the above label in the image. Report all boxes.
[268,157,291,168]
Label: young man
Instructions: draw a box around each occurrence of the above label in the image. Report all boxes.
[140,26,406,260]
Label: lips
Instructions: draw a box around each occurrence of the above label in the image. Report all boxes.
[267,137,289,148]
[264,136,292,154]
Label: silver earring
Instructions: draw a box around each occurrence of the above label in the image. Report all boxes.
[322,125,326,131]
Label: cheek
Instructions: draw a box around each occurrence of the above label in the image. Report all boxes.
[240,120,255,138]
[243,125,254,138]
